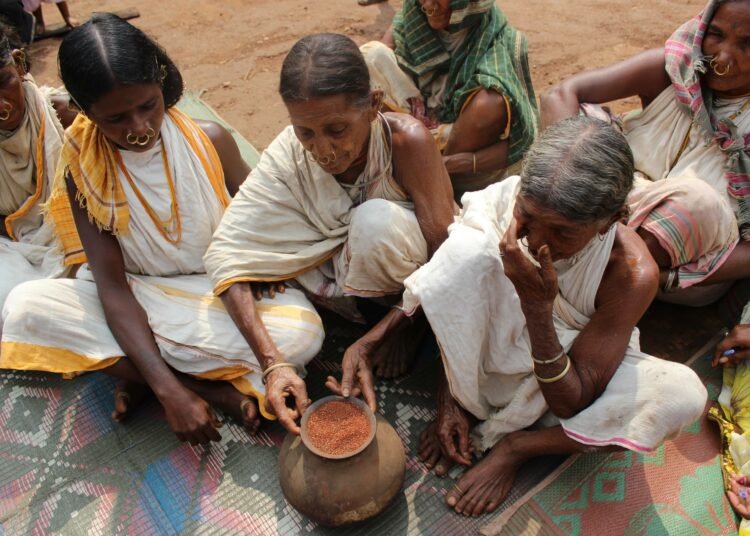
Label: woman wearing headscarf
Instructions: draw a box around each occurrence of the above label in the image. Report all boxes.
[361,0,539,196]
[542,0,750,307]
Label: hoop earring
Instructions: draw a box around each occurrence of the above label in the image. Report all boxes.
[519,236,529,248]
[710,58,731,77]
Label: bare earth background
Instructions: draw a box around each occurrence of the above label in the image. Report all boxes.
[27,0,706,150]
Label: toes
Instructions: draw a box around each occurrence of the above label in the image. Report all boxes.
[435,454,455,477]
[240,398,261,434]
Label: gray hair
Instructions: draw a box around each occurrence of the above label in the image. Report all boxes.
[519,116,634,223]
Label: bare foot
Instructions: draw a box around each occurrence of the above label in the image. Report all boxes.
[64,17,79,29]
[199,382,262,435]
[418,422,455,476]
[372,313,429,378]
[111,381,150,422]
[444,436,521,516]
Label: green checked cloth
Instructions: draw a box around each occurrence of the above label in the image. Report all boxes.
[392,0,539,166]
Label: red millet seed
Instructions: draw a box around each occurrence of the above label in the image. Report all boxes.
[307,400,371,456]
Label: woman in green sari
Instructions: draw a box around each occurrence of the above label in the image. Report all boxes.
[361,0,538,195]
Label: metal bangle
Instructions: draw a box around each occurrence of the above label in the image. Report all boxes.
[663,269,679,293]
[534,355,571,384]
[532,347,565,365]
[261,362,300,385]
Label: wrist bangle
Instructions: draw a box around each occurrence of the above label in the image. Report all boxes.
[472,152,477,174]
[534,355,571,384]
[262,362,299,385]
[663,268,679,293]
[532,348,565,365]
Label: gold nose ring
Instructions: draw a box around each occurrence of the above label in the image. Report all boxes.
[315,151,336,166]
[420,2,438,16]
[126,126,156,146]
[710,58,731,77]
[0,102,13,121]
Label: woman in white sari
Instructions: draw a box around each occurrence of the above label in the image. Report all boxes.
[0,26,68,315]
[0,14,324,444]
[204,33,456,434]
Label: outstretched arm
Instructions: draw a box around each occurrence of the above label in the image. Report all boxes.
[219,282,310,434]
[197,119,251,196]
[66,176,221,444]
[540,48,670,129]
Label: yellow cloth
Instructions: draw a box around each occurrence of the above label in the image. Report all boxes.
[46,108,229,266]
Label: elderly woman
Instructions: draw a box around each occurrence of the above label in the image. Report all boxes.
[360,0,538,195]
[0,26,69,314]
[403,116,707,516]
[203,33,455,434]
[0,14,325,445]
[541,0,750,307]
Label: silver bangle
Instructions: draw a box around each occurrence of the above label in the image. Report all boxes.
[663,269,679,293]
[532,347,565,365]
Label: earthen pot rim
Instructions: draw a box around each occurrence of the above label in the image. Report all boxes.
[300,395,377,460]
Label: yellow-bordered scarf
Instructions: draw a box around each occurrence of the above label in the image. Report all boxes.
[45,108,230,265]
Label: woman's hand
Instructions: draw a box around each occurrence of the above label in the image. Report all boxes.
[713,325,750,367]
[161,388,222,445]
[500,218,558,312]
[250,281,286,301]
[728,474,750,519]
[264,365,310,435]
[326,341,377,413]
[435,388,473,466]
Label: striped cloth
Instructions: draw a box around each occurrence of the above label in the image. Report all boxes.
[392,0,538,167]
[664,0,750,239]
[45,108,229,266]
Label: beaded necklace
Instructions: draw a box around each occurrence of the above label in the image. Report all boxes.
[114,141,182,244]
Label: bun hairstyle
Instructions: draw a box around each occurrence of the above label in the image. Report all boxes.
[58,13,183,112]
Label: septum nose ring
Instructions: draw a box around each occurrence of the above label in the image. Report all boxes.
[710,57,731,77]
[0,102,13,121]
[126,126,157,146]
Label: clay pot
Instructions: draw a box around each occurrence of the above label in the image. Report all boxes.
[278,414,406,526]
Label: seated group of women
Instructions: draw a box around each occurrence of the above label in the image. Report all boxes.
[0,0,748,519]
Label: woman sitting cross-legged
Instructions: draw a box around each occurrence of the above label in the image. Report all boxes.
[0,14,324,444]
[404,116,707,516]
[203,33,456,434]
[0,23,71,314]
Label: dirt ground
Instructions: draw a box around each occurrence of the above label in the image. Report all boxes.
[28,0,706,150]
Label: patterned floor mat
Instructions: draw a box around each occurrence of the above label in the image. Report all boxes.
[0,316,562,535]
[482,334,739,536]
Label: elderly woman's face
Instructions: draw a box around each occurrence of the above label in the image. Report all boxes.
[702,0,750,96]
[512,194,613,262]
[286,93,377,176]
[87,83,166,152]
[0,61,26,131]
[420,0,452,30]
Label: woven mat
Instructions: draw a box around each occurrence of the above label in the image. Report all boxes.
[482,332,739,536]
[0,315,561,535]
